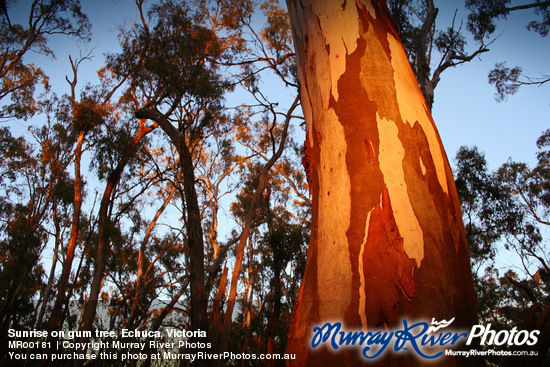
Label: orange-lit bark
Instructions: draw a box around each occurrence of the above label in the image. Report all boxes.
[47,130,85,334]
[285,0,479,365]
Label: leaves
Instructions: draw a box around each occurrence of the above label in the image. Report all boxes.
[455,130,550,348]
[488,62,522,101]
[0,0,90,119]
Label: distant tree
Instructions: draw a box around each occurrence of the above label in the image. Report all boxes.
[466,0,550,101]
[387,0,490,109]
[47,53,108,336]
[387,0,550,107]
[0,0,90,119]
[77,92,157,344]
[0,1,309,365]
[454,130,550,366]
[0,123,67,358]
[109,0,249,347]
[466,0,550,40]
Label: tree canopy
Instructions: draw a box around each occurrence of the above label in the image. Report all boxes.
[0,0,548,366]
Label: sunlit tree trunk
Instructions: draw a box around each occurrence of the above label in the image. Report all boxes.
[48,129,85,332]
[285,0,479,365]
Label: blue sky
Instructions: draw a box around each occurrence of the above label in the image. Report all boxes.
[5,0,548,281]
[13,0,550,171]
[432,2,549,170]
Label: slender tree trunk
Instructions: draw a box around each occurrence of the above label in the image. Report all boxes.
[265,187,281,367]
[35,209,61,328]
[265,256,281,367]
[211,265,228,362]
[78,170,119,335]
[141,280,189,367]
[238,237,254,362]
[134,108,210,343]
[129,185,175,328]
[179,135,210,336]
[220,96,299,353]
[48,130,85,332]
[285,1,479,365]
[75,123,155,367]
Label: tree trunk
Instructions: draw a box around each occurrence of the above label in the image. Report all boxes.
[220,95,299,354]
[265,187,281,367]
[134,107,210,342]
[285,0,479,365]
[129,185,174,328]
[76,123,155,365]
[141,280,189,367]
[78,168,120,336]
[48,129,85,332]
[35,208,61,328]
[179,134,210,337]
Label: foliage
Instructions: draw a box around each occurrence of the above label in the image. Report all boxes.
[0,0,90,119]
[455,130,550,364]
[466,0,550,40]
[5,0,548,365]
[388,0,550,106]
[464,0,550,100]
[387,0,490,108]
[3,1,309,364]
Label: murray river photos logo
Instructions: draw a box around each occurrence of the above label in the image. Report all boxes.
[310,318,540,360]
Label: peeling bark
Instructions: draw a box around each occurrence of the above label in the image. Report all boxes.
[285,0,480,365]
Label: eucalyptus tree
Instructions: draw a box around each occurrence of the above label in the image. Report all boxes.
[0,111,77,358]
[386,0,550,107]
[0,0,90,119]
[284,0,479,365]
[387,0,492,110]
[46,53,113,336]
[76,88,158,341]
[0,129,47,335]
[453,131,550,366]
[107,0,252,340]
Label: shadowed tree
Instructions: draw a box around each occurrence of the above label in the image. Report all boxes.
[453,134,550,366]
[109,0,250,347]
[284,0,480,365]
[0,129,48,342]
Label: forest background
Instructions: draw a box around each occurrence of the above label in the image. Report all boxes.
[0,0,549,366]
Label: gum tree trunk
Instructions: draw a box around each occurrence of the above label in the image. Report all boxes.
[285,0,480,365]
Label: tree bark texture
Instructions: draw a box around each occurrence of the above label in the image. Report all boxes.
[285,0,479,365]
